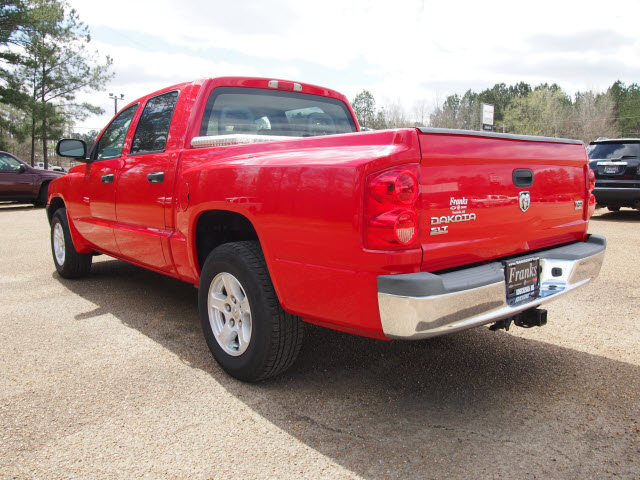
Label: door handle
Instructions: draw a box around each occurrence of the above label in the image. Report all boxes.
[147,172,164,183]
[101,174,114,184]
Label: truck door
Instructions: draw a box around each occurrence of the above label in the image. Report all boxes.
[74,104,139,254]
[114,90,179,272]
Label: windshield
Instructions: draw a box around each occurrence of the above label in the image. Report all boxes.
[587,142,640,159]
[200,87,357,138]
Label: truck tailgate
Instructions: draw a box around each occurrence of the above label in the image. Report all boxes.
[418,129,589,272]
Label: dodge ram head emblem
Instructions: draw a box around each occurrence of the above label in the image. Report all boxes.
[519,191,531,212]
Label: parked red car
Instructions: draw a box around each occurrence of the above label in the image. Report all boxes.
[0,151,64,205]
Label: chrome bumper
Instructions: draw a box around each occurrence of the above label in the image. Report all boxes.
[378,235,606,340]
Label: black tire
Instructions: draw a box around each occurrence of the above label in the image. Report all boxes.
[198,241,303,382]
[607,205,621,212]
[51,208,92,278]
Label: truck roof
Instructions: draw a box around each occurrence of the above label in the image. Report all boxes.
[120,76,351,113]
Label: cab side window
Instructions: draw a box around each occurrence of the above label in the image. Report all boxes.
[95,104,138,160]
[130,91,179,155]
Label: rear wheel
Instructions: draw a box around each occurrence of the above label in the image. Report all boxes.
[607,205,621,212]
[198,241,303,381]
[51,208,92,278]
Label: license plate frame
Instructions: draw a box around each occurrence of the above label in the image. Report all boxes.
[505,257,540,304]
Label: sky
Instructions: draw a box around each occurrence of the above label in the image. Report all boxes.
[66,0,640,132]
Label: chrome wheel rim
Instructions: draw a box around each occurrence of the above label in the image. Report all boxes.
[208,272,252,356]
[53,222,65,266]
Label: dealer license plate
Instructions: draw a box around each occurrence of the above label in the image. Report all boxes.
[505,257,540,304]
[603,166,620,174]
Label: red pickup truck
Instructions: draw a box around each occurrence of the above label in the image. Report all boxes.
[49,77,605,381]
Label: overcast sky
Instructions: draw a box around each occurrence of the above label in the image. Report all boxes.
[67,0,640,131]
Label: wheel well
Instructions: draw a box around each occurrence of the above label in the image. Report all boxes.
[195,211,259,270]
[47,196,65,224]
[36,180,51,204]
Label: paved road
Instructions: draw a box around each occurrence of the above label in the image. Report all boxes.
[1,205,638,479]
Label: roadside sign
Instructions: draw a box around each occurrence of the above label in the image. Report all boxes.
[482,103,494,132]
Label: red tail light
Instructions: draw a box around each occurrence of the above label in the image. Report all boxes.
[585,166,596,219]
[588,168,596,192]
[365,165,419,249]
[370,170,418,205]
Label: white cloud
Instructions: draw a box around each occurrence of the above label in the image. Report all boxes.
[66,0,640,130]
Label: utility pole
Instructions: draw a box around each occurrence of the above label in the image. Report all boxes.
[109,93,125,115]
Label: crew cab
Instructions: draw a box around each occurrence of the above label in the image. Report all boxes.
[48,77,605,381]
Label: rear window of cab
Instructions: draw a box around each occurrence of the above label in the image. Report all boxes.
[199,87,356,138]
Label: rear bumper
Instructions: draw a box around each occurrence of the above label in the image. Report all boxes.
[377,235,606,340]
[593,187,640,205]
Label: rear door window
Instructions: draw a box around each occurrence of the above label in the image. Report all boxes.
[130,91,180,155]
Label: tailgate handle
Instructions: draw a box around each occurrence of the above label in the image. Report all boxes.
[513,169,534,188]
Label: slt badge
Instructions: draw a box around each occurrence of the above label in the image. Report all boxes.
[519,191,531,212]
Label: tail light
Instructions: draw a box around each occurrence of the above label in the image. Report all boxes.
[364,165,419,249]
[585,166,596,219]
[588,168,596,192]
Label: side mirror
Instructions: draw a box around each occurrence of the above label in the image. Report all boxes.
[56,139,89,162]
[18,164,27,173]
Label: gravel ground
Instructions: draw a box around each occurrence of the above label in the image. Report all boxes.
[0,205,638,479]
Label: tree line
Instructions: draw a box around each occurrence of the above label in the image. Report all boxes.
[3,2,638,163]
[0,0,111,167]
[352,81,640,144]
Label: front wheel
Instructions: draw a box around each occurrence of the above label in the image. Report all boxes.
[198,241,303,381]
[51,208,92,278]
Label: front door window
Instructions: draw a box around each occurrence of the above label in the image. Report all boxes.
[95,104,138,160]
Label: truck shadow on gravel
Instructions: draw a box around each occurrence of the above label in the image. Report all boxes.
[57,257,639,480]
[590,209,640,222]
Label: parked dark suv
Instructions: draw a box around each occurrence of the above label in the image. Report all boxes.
[587,138,640,211]
[0,151,65,206]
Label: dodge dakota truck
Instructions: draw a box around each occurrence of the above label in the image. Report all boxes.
[48,77,605,381]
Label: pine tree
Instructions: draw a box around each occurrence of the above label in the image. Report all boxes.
[9,0,112,166]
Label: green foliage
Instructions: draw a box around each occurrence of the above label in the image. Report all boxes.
[430,90,481,130]
[351,89,374,127]
[477,82,531,123]
[570,90,618,143]
[351,90,387,129]
[607,81,640,137]
[0,0,112,164]
[73,128,98,147]
[431,82,536,129]
[0,0,30,55]
[429,80,628,143]
[503,86,571,137]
